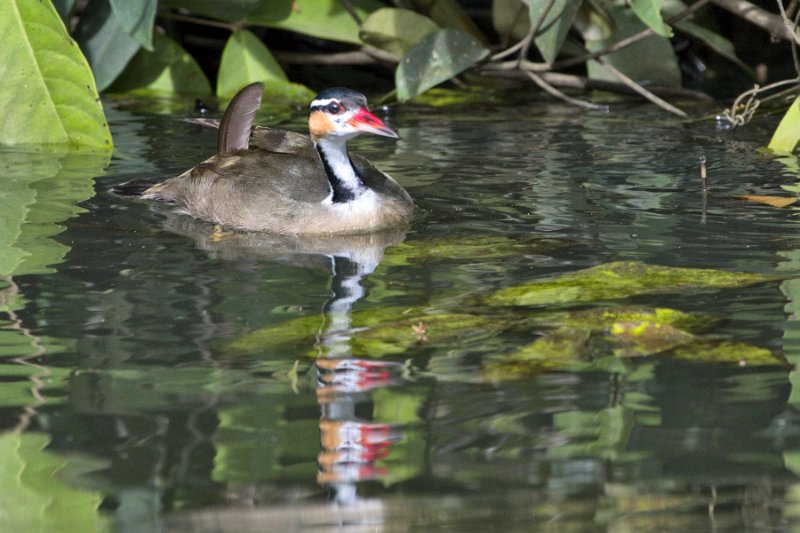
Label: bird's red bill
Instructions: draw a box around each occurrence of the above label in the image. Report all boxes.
[349,109,398,138]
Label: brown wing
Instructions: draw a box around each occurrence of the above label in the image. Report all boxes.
[250,127,313,154]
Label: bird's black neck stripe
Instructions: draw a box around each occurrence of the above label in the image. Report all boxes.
[316,145,364,203]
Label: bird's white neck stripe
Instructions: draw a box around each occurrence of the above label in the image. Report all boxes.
[316,137,366,204]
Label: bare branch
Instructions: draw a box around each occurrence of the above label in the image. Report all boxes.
[158,10,239,31]
[339,0,363,25]
[553,0,712,70]
[526,71,609,110]
[484,67,713,100]
[275,47,397,66]
[595,58,689,117]
[723,78,800,126]
[520,0,558,65]
[711,0,799,41]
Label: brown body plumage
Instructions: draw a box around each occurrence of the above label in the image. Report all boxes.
[142,84,414,234]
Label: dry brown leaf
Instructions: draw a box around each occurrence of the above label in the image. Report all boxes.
[736,195,797,208]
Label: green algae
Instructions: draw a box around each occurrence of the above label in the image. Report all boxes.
[669,340,783,366]
[226,306,498,358]
[483,261,778,307]
[482,304,783,380]
[381,234,561,267]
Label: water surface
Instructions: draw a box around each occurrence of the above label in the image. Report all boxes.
[3,95,800,531]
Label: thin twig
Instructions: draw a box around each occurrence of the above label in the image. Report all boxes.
[723,78,800,126]
[484,67,714,99]
[339,0,362,26]
[491,38,527,61]
[275,47,397,65]
[595,58,689,116]
[519,0,558,66]
[776,0,800,44]
[526,71,609,110]
[484,59,550,72]
[158,10,240,31]
[712,0,798,41]
[794,8,800,73]
[495,2,529,50]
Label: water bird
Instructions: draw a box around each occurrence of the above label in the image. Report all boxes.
[140,83,414,234]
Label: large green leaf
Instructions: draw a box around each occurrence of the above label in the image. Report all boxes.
[673,19,751,74]
[493,0,531,42]
[529,0,583,64]
[768,96,800,154]
[396,28,489,101]
[662,0,751,75]
[359,8,439,59]
[573,0,614,41]
[0,433,109,532]
[261,0,382,44]
[0,150,109,277]
[74,0,141,92]
[1,0,112,149]
[108,32,211,95]
[217,29,288,98]
[161,0,292,24]
[583,6,681,87]
[629,0,672,37]
[403,0,488,45]
[109,0,157,50]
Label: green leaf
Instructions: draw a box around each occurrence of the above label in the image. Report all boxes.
[161,0,293,24]
[661,0,752,76]
[258,80,316,108]
[573,0,614,41]
[629,0,673,37]
[0,433,109,532]
[109,0,157,50]
[108,32,211,95]
[1,0,112,149]
[261,0,381,44]
[404,0,488,45]
[483,261,778,307]
[217,30,288,98]
[0,150,109,276]
[411,0,489,46]
[74,0,141,92]
[672,19,752,75]
[396,29,489,101]
[768,96,800,154]
[493,0,531,42]
[583,6,680,87]
[359,8,439,59]
[529,0,583,64]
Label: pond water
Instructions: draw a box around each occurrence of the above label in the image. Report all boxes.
[4,92,800,531]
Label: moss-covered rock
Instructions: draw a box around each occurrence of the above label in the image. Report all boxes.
[483,261,778,307]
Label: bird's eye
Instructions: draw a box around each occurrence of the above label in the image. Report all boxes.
[326,102,342,114]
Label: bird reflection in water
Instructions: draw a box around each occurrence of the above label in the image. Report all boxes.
[313,252,408,505]
[157,214,413,505]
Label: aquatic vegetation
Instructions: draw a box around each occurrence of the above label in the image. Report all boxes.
[226,306,499,358]
[483,305,784,380]
[483,261,778,307]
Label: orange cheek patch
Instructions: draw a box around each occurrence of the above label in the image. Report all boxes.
[309,111,335,140]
